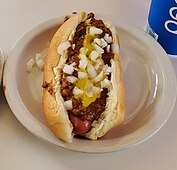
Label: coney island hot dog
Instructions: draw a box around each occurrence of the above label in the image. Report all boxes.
[42,12,125,142]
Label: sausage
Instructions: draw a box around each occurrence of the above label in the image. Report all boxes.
[69,114,91,134]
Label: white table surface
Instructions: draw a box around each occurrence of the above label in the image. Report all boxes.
[1,0,177,169]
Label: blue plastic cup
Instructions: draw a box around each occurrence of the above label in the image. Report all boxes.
[146,0,177,56]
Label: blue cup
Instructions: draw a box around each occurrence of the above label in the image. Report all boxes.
[147,0,177,56]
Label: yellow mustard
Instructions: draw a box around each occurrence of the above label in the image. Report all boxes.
[73,19,104,107]
[75,78,101,107]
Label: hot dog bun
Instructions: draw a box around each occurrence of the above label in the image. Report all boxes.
[42,13,125,142]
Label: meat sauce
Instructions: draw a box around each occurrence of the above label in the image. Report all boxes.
[60,13,114,134]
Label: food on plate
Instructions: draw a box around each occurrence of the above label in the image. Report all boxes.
[42,12,125,142]
[25,47,48,72]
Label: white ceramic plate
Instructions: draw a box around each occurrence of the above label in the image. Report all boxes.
[3,15,177,153]
[0,49,5,85]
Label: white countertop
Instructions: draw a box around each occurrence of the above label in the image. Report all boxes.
[1,0,177,169]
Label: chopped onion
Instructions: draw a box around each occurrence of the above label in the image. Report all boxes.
[80,54,87,60]
[36,58,45,70]
[25,58,35,72]
[92,86,101,94]
[94,38,102,46]
[103,64,112,74]
[106,66,112,73]
[35,53,42,62]
[79,58,88,70]
[112,43,119,54]
[57,41,71,55]
[94,44,104,54]
[63,64,74,74]
[87,63,97,78]
[70,62,77,67]
[94,64,100,71]
[90,51,99,62]
[40,48,48,60]
[72,44,75,50]
[64,100,73,110]
[85,91,93,97]
[85,81,92,91]
[78,71,88,79]
[104,33,109,41]
[80,47,88,55]
[106,45,110,53]
[93,71,103,83]
[101,38,108,48]
[89,27,103,34]
[101,78,112,88]
[94,59,103,70]
[66,76,78,83]
[73,86,83,95]
[95,59,103,65]
[104,33,113,43]
[103,64,109,72]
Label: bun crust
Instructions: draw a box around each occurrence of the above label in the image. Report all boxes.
[43,15,82,142]
[84,26,125,139]
[42,15,125,142]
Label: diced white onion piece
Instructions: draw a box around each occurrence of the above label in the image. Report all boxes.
[35,53,42,62]
[101,38,108,48]
[107,37,113,44]
[79,58,88,70]
[106,66,112,73]
[87,63,97,78]
[103,64,109,72]
[112,43,119,54]
[86,81,93,91]
[104,33,113,43]
[94,64,100,71]
[94,44,104,54]
[96,59,103,65]
[80,54,87,60]
[104,33,109,41]
[93,71,104,83]
[90,51,99,62]
[40,48,48,60]
[101,78,112,88]
[66,76,78,83]
[94,38,102,46]
[63,64,74,74]
[36,58,45,70]
[26,58,35,72]
[85,91,93,97]
[92,86,101,94]
[73,86,84,95]
[70,62,77,67]
[78,71,88,79]
[72,44,75,50]
[106,45,110,53]
[80,47,88,55]
[64,100,73,110]
[89,27,103,35]
[94,59,103,71]
[57,41,71,55]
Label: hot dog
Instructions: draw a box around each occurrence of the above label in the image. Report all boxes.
[42,12,125,142]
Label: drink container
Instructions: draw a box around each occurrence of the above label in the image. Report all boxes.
[146,0,177,56]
